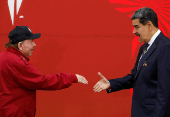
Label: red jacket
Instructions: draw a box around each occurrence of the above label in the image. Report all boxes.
[0,47,78,117]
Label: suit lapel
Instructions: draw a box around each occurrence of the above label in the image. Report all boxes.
[134,32,163,80]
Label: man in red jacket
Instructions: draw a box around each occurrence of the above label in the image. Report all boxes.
[0,26,88,117]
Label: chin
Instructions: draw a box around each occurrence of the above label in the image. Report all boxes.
[139,41,143,43]
[26,53,32,57]
[138,38,144,43]
[138,39,143,43]
[28,54,32,57]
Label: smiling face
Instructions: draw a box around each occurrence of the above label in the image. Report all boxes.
[132,19,152,43]
[18,39,36,57]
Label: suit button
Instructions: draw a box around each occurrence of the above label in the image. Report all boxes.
[133,84,136,87]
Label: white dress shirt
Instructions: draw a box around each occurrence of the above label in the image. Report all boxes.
[147,29,161,51]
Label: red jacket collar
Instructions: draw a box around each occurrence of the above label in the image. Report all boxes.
[7,47,30,61]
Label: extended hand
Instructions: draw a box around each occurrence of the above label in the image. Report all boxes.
[93,72,110,92]
[76,74,88,84]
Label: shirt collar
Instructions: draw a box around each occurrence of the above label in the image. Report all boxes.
[7,47,30,61]
[147,29,161,50]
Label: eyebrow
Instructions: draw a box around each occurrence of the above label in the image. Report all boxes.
[133,25,139,27]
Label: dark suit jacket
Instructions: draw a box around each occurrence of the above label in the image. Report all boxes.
[108,32,170,117]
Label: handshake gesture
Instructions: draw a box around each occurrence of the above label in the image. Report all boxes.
[93,72,111,92]
[76,72,111,92]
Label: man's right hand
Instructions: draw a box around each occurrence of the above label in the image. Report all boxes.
[75,74,88,84]
[93,72,110,92]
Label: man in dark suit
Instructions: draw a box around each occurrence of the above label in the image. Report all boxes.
[93,7,170,117]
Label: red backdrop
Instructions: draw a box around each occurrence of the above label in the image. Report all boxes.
[1,0,170,117]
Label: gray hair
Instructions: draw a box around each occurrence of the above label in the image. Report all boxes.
[131,7,158,28]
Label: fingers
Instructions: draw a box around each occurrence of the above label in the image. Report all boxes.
[93,82,100,89]
[93,72,110,93]
[93,82,104,92]
[94,88,103,92]
[76,74,88,84]
[93,85,103,92]
[81,77,88,84]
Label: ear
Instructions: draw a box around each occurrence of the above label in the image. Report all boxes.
[18,42,23,51]
[147,21,153,31]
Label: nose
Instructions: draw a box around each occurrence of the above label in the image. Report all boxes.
[133,28,136,34]
[33,41,36,47]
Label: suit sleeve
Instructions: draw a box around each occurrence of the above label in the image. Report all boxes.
[108,66,135,93]
[154,43,170,117]
[10,59,78,90]
[107,45,145,93]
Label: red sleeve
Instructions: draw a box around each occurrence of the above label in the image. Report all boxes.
[11,59,78,90]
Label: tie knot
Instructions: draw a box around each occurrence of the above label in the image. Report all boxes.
[143,43,149,52]
[144,43,149,48]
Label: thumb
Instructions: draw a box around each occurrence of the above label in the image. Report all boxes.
[98,72,106,79]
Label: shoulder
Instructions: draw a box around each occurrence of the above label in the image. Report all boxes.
[157,43,170,59]
[155,33,170,50]
[0,50,28,67]
[158,33,170,43]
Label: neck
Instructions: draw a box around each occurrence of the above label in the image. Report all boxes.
[146,28,159,43]
[151,28,159,36]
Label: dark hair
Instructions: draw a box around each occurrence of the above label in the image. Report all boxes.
[5,41,19,49]
[131,7,158,28]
